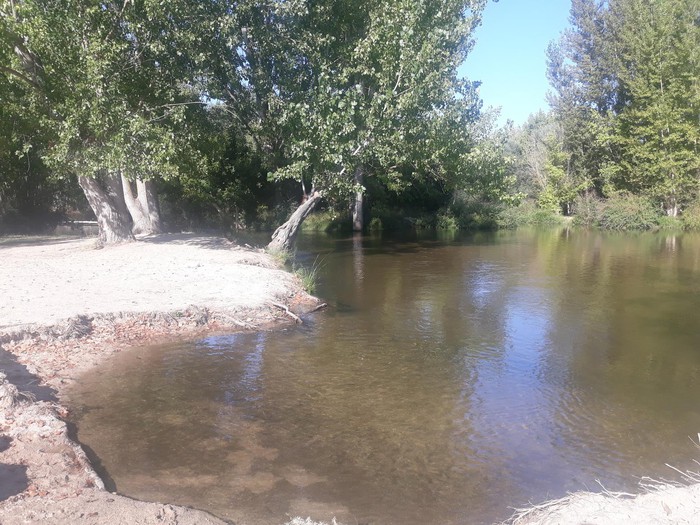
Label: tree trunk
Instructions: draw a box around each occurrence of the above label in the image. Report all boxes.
[138,179,163,233]
[352,167,364,232]
[121,176,163,234]
[267,191,323,253]
[665,197,678,217]
[122,174,151,234]
[78,172,134,244]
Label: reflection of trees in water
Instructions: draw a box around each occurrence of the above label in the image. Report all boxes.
[529,229,700,488]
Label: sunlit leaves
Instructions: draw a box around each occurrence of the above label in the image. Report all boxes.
[548,0,700,214]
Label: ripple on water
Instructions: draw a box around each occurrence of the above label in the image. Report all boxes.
[67,230,700,525]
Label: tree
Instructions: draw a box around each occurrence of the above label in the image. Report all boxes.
[265,0,487,251]
[510,112,586,214]
[546,0,619,197]
[547,0,700,216]
[1,0,219,243]
[605,0,700,215]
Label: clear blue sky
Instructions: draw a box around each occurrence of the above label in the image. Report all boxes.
[459,0,572,126]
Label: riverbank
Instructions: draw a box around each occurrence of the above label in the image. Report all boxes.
[505,479,700,524]
[0,233,321,524]
[2,233,699,525]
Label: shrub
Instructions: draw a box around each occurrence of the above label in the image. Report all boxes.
[572,193,603,227]
[657,215,683,231]
[368,217,383,231]
[436,211,459,230]
[301,210,351,233]
[496,200,565,228]
[682,201,700,231]
[450,200,499,230]
[597,193,659,231]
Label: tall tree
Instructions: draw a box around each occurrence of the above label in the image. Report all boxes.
[548,0,700,215]
[606,0,700,215]
[265,0,487,251]
[546,0,618,196]
[1,0,219,243]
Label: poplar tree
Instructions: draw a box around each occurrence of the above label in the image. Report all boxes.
[267,0,488,251]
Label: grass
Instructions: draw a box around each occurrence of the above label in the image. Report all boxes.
[293,255,324,294]
[268,248,324,295]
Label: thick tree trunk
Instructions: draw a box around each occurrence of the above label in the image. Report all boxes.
[138,179,163,233]
[352,167,364,232]
[121,175,151,234]
[121,176,163,234]
[78,172,134,244]
[267,191,323,253]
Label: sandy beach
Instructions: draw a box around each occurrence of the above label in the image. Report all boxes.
[0,234,320,525]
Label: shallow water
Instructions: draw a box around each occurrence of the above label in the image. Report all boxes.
[67,228,700,524]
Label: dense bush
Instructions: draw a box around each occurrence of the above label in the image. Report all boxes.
[596,193,660,231]
[657,215,683,231]
[496,201,565,229]
[681,201,700,231]
[571,193,603,228]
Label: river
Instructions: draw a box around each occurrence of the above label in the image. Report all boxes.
[66,228,700,524]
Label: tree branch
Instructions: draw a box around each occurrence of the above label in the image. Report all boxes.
[0,64,43,91]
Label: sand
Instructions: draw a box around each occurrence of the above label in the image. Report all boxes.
[0,233,321,525]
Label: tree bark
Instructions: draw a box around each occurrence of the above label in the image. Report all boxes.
[121,176,163,234]
[78,172,134,244]
[352,167,364,232]
[267,190,323,253]
[138,179,163,233]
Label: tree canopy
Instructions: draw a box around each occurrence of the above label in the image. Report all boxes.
[0,0,518,244]
[545,0,700,217]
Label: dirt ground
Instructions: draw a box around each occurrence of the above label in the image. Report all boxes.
[0,233,321,525]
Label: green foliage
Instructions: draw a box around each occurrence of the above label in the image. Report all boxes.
[301,210,350,233]
[547,0,700,215]
[571,193,604,228]
[264,0,489,207]
[657,215,683,231]
[597,193,660,231]
[436,211,459,231]
[681,201,700,231]
[497,201,566,229]
[2,0,219,181]
[368,217,384,232]
[446,198,500,230]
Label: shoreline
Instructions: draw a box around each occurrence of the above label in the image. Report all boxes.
[0,234,321,524]
[2,234,700,524]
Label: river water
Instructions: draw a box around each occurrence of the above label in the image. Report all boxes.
[66,228,700,524]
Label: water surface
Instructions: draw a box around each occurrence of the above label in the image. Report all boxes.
[67,228,700,524]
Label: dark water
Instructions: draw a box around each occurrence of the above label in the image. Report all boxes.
[66,228,700,525]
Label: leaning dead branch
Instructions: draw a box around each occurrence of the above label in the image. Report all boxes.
[308,302,328,313]
[270,301,303,324]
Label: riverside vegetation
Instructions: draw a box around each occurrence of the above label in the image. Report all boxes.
[2,0,698,245]
[1,1,700,524]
